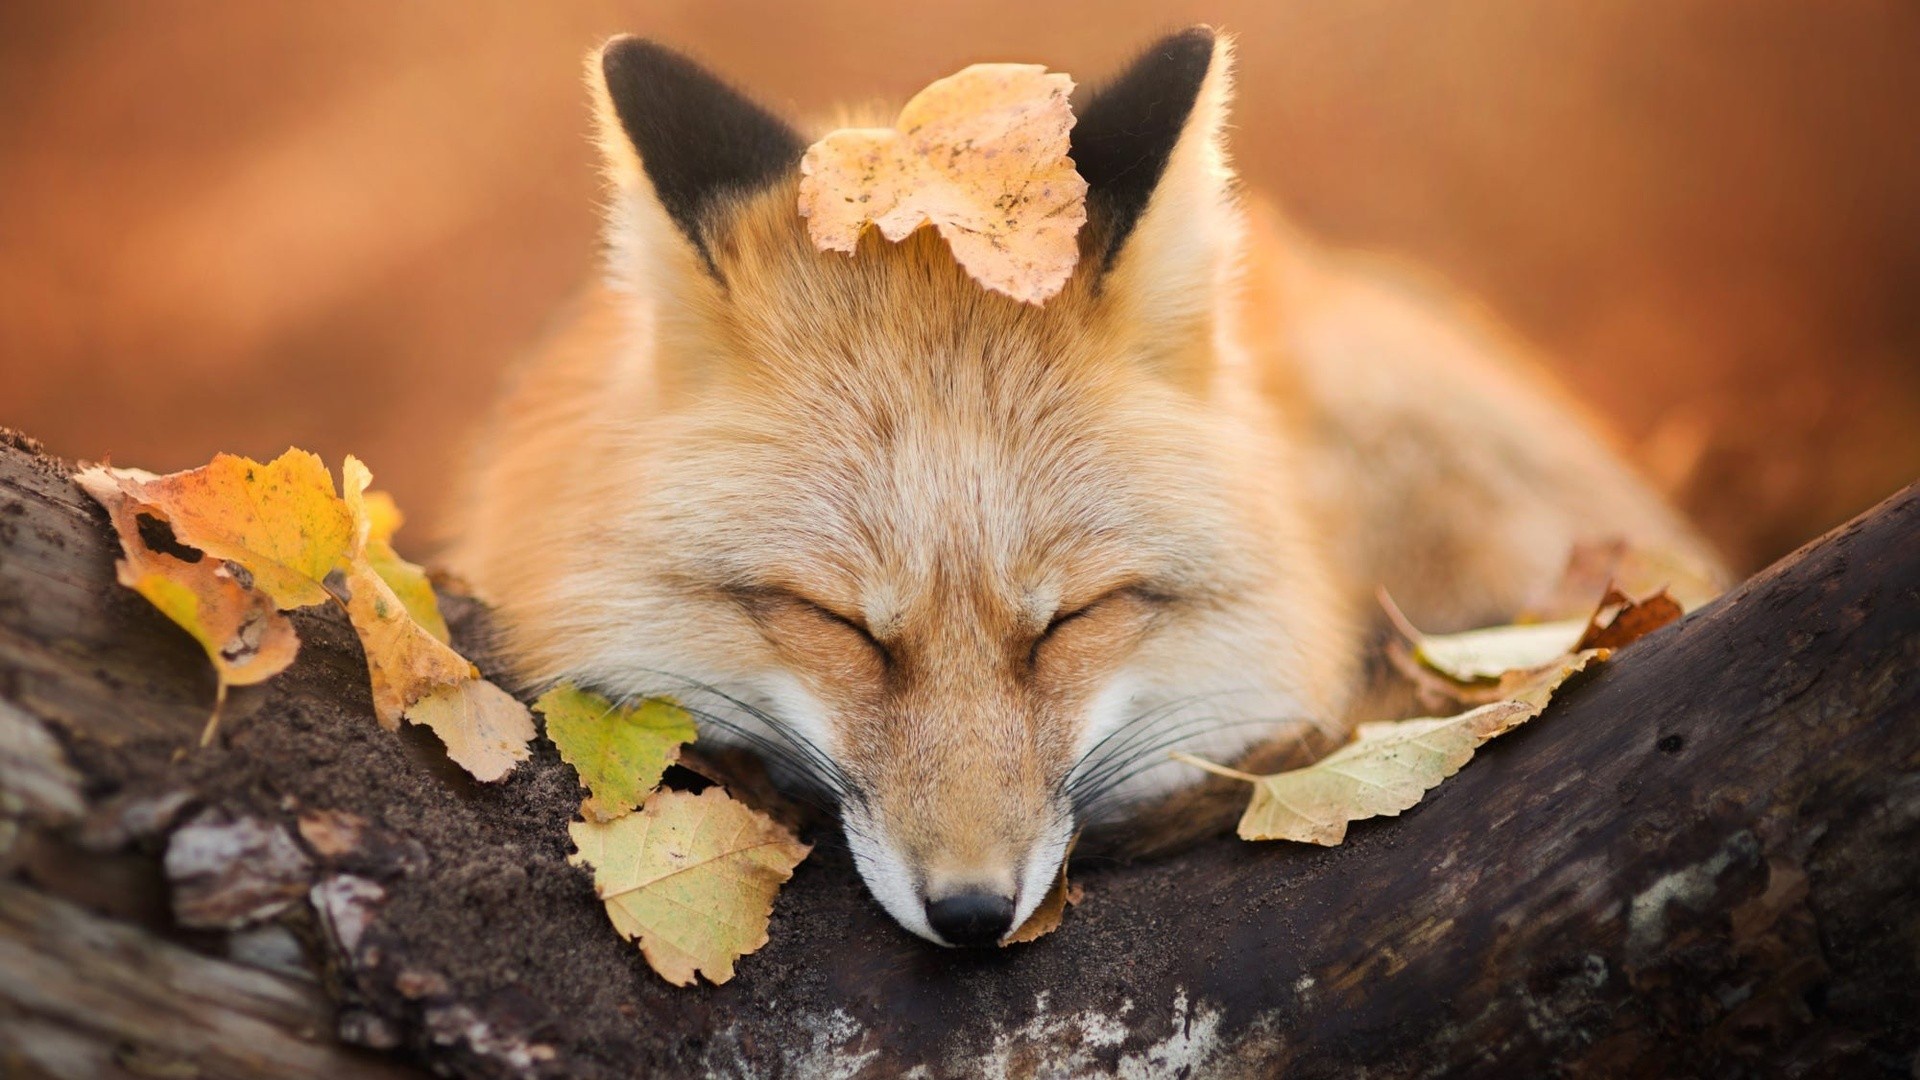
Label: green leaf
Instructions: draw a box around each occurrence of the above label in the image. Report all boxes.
[538,684,696,820]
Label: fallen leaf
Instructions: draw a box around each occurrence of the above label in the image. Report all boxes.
[569,787,810,986]
[1181,652,1603,844]
[1576,587,1684,651]
[1384,573,1684,700]
[537,685,696,821]
[798,63,1088,305]
[1488,649,1608,709]
[1003,838,1080,946]
[334,558,534,780]
[80,451,533,781]
[82,451,353,609]
[337,457,531,777]
[77,469,300,741]
[335,562,474,729]
[407,679,536,784]
[1412,618,1588,683]
[343,456,449,643]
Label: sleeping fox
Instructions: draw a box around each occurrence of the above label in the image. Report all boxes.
[452,28,1722,947]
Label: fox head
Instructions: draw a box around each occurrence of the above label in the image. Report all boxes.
[481,28,1357,946]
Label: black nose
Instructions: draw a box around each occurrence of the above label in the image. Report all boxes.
[925,890,1016,947]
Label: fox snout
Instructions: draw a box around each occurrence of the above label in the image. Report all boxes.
[840,764,1074,947]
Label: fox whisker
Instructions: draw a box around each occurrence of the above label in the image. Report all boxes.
[1072,718,1323,824]
[1062,692,1265,798]
[613,668,853,784]
[1066,714,1318,821]
[654,702,852,815]
[1064,689,1247,778]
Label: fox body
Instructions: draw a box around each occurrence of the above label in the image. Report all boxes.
[453,29,1720,946]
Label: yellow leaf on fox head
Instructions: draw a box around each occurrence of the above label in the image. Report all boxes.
[537,685,696,821]
[569,787,810,986]
[77,469,299,740]
[82,450,354,610]
[798,63,1088,305]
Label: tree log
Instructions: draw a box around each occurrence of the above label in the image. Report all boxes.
[1,429,1915,1078]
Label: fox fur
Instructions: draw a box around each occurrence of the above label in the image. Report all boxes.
[451,29,1722,945]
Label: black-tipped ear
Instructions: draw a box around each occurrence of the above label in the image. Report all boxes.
[599,38,804,256]
[1070,27,1218,266]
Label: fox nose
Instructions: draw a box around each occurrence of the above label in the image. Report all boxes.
[924,890,1016,947]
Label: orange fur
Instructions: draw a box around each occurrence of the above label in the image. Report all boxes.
[451,32,1721,942]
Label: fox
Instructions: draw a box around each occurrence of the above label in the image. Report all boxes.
[452,27,1724,948]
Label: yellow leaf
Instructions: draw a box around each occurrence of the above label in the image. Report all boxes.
[342,456,449,643]
[537,685,696,821]
[569,788,810,986]
[80,451,531,781]
[1181,651,1603,845]
[78,469,299,742]
[408,679,537,784]
[332,529,537,781]
[337,562,472,729]
[81,451,353,610]
[798,63,1088,305]
[337,560,532,780]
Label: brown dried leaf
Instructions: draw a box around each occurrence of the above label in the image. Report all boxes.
[1003,838,1081,946]
[1575,587,1685,651]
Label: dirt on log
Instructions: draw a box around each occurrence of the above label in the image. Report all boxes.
[1,430,1916,1079]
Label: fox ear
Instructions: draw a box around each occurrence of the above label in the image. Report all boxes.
[1072,28,1240,379]
[589,37,803,288]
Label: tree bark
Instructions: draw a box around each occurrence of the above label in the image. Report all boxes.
[1,428,1915,1079]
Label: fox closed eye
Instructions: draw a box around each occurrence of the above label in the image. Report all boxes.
[1028,587,1165,672]
[735,588,892,677]
[802,598,890,658]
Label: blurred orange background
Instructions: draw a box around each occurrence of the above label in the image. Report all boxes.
[2,2,1915,573]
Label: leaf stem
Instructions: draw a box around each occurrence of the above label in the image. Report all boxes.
[198,683,229,747]
[1169,751,1263,784]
